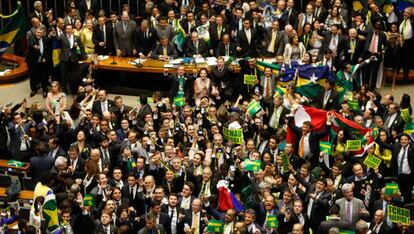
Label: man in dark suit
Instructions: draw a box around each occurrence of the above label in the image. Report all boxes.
[59,24,85,94]
[8,113,33,162]
[263,20,285,57]
[282,0,299,28]
[79,0,99,19]
[184,31,209,57]
[305,179,332,232]
[215,34,237,57]
[47,137,66,160]
[259,67,277,106]
[313,0,328,22]
[92,90,115,116]
[317,79,339,111]
[288,112,332,166]
[383,103,405,133]
[317,25,346,68]
[140,200,170,233]
[236,18,259,57]
[113,11,137,57]
[165,65,196,101]
[93,16,114,55]
[209,15,230,52]
[391,134,414,204]
[134,19,157,58]
[151,37,178,60]
[63,7,79,26]
[67,145,86,179]
[138,213,166,234]
[370,210,391,234]
[180,11,197,35]
[122,174,146,216]
[95,209,118,234]
[345,28,365,65]
[30,142,55,184]
[363,21,387,90]
[399,7,414,80]
[29,1,48,25]
[268,95,290,130]
[182,199,207,234]
[26,27,50,98]
[317,204,351,234]
[210,57,235,100]
[161,193,185,234]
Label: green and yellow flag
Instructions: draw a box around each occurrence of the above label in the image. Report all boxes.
[0,3,28,56]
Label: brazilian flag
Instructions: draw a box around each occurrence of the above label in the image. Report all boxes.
[0,3,28,56]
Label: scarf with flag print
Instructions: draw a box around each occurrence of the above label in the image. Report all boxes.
[43,189,62,233]
[173,19,186,52]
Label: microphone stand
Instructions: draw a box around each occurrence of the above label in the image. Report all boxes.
[110,53,117,65]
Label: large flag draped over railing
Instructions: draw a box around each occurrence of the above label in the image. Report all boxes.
[0,2,27,56]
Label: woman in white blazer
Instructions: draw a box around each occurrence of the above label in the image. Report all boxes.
[283,35,307,65]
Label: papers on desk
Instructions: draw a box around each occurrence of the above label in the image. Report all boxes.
[131,58,146,65]
[98,55,109,61]
[195,57,205,64]
[163,63,175,68]
[171,58,183,64]
[0,69,11,76]
[206,57,217,66]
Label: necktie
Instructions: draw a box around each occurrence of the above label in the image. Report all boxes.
[298,135,305,158]
[194,42,198,54]
[38,13,42,22]
[103,150,109,161]
[268,31,276,53]
[398,147,407,174]
[200,182,206,197]
[217,26,222,39]
[163,46,168,56]
[346,202,352,224]
[192,213,199,234]
[71,18,74,25]
[331,36,337,56]
[225,45,229,56]
[265,77,271,98]
[39,39,44,56]
[71,160,75,170]
[130,187,134,199]
[170,209,175,220]
[324,91,330,108]
[370,32,377,53]
[101,26,106,43]
[123,22,127,32]
[102,102,107,112]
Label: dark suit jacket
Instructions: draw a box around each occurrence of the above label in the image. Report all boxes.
[184,39,209,57]
[391,143,414,175]
[288,117,331,162]
[384,113,405,133]
[30,155,55,183]
[209,23,230,50]
[67,156,86,179]
[236,28,259,57]
[92,100,115,116]
[79,0,99,18]
[151,43,178,59]
[215,42,237,57]
[317,33,346,64]
[369,221,391,234]
[29,11,47,25]
[26,35,50,66]
[134,27,157,56]
[263,29,285,56]
[168,74,195,100]
[363,29,387,60]
[344,38,364,65]
[317,89,339,110]
[267,104,290,129]
[305,190,332,227]
[317,218,351,234]
[179,19,197,35]
[58,34,86,62]
[182,210,206,234]
[93,24,114,55]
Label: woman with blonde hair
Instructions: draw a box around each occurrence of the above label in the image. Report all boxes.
[80,19,95,54]
[46,81,67,116]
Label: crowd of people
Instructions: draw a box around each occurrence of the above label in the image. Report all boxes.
[1,0,414,233]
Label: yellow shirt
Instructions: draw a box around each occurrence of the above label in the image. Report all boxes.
[32,182,51,210]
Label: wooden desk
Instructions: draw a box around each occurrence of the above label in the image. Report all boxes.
[96,56,241,73]
[0,160,30,177]
[0,54,28,84]
[0,188,34,203]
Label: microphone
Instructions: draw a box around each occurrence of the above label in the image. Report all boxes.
[110,53,117,65]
